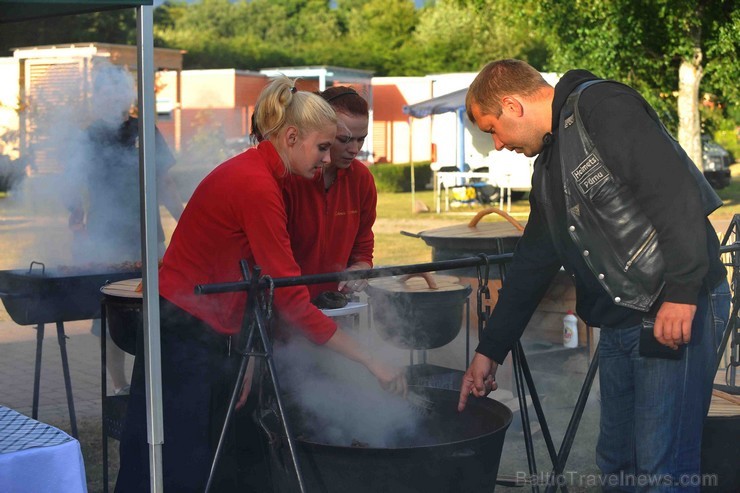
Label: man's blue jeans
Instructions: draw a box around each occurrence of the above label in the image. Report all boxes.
[596,280,730,492]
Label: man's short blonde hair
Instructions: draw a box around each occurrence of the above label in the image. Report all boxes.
[466,59,550,122]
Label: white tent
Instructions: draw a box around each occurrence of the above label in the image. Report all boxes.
[401,89,467,210]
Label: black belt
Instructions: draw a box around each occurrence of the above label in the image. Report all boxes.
[160,297,231,355]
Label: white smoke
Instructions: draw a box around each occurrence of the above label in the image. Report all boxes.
[274,333,423,448]
[14,59,145,269]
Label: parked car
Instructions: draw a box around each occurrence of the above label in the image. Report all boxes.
[702,135,732,189]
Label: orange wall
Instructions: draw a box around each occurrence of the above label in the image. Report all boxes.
[157,70,271,151]
[371,78,433,164]
[373,84,412,121]
[156,70,441,165]
[234,74,269,107]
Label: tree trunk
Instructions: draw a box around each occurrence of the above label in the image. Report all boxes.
[677,48,703,170]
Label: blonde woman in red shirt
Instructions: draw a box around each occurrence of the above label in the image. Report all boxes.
[115,77,405,493]
[283,86,376,300]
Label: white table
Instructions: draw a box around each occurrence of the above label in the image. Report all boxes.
[0,406,88,493]
[321,301,368,331]
[434,171,514,213]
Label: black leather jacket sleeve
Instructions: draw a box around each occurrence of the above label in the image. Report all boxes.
[475,193,563,364]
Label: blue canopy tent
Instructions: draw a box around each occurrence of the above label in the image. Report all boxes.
[1,2,166,490]
[403,88,468,210]
[403,88,468,172]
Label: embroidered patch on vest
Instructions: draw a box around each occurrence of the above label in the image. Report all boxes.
[570,204,580,216]
[564,114,575,128]
[572,152,610,194]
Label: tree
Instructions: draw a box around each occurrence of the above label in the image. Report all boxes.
[531,0,739,169]
[333,0,419,75]
[154,0,341,70]
[402,0,548,75]
[0,9,137,56]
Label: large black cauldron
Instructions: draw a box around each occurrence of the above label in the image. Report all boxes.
[0,262,140,325]
[262,386,512,493]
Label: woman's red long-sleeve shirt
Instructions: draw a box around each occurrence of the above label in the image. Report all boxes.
[159,141,337,344]
[283,159,377,299]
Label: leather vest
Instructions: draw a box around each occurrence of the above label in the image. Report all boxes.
[535,80,722,311]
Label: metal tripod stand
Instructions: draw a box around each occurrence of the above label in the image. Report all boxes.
[201,260,308,493]
[719,215,740,387]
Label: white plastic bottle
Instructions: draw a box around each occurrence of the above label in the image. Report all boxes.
[563,310,579,348]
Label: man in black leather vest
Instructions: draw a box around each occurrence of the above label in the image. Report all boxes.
[457,59,730,492]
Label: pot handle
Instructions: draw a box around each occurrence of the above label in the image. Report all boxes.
[399,272,438,290]
[256,407,287,470]
[400,230,422,239]
[468,207,525,232]
[28,261,45,275]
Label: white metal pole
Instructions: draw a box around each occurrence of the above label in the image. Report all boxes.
[136,6,164,492]
[409,117,414,213]
[365,82,374,164]
[457,108,465,186]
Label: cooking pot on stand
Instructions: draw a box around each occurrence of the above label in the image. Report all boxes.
[400,209,526,334]
[260,386,512,493]
[365,274,471,350]
[401,207,524,278]
[100,278,142,355]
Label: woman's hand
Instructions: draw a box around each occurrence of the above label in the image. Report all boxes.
[235,358,255,410]
[324,329,407,395]
[338,262,371,293]
[367,358,408,396]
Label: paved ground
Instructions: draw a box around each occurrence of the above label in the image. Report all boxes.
[0,319,133,424]
[0,176,140,426]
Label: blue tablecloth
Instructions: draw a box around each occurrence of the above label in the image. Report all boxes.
[0,406,88,492]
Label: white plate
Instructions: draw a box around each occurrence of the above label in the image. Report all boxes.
[321,301,368,317]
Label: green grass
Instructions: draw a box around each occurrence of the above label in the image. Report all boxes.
[373,189,531,266]
[715,163,740,216]
[372,162,740,268]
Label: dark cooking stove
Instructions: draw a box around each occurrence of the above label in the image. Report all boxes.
[0,261,141,437]
[0,261,141,324]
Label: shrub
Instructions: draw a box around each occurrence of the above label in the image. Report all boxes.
[369,162,433,192]
[0,155,25,193]
[714,129,739,163]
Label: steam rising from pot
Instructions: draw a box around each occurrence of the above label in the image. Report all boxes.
[274,335,423,448]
